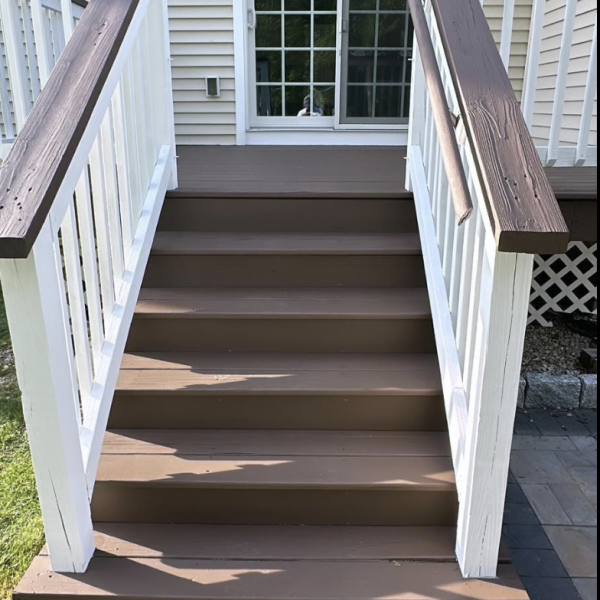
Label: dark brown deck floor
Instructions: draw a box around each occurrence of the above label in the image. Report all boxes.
[174,146,596,241]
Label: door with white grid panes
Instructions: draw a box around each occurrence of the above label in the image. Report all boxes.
[248,0,414,128]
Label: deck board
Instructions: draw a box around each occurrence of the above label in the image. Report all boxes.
[17,557,528,599]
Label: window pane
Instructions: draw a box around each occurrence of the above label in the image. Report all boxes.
[378,14,407,48]
[256,0,281,10]
[349,14,376,48]
[315,0,337,10]
[257,51,283,83]
[380,0,407,10]
[314,51,336,82]
[257,86,283,116]
[350,0,376,9]
[285,51,311,82]
[348,50,374,83]
[315,86,335,116]
[286,15,311,47]
[347,86,373,118]
[377,51,405,84]
[256,15,282,48]
[315,14,337,47]
[286,0,310,9]
[286,86,311,116]
[375,85,402,118]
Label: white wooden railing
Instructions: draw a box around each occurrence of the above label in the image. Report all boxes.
[0,0,177,573]
[505,0,598,167]
[0,0,85,147]
[406,0,569,580]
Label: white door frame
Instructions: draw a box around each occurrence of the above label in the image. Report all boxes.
[233,0,408,146]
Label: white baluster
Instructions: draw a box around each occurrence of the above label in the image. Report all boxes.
[500,0,516,69]
[60,0,74,41]
[548,0,577,166]
[111,81,135,253]
[74,170,105,373]
[577,15,598,167]
[30,0,53,85]
[0,0,30,129]
[61,201,94,403]
[522,0,545,127]
[100,108,126,283]
[89,135,116,325]
[0,43,15,139]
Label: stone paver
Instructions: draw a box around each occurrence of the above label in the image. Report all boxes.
[508,409,598,600]
[574,579,598,600]
[521,484,572,525]
[545,526,597,579]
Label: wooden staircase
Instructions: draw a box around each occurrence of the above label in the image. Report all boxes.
[15,184,528,598]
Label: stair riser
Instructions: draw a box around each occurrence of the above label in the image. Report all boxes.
[92,488,458,526]
[144,256,427,288]
[126,319,436,354]
[109,395,448,431]
[159,198,418,234]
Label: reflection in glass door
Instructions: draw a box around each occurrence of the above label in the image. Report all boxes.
[342,0,414,124]
[253,0,338,121]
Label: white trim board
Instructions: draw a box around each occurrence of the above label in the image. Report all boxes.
[245,129,409,146]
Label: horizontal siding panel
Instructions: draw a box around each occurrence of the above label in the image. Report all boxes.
[168,0,236,146]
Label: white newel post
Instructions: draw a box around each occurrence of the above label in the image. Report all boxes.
[0,222,95,574]
[456,250,535,579]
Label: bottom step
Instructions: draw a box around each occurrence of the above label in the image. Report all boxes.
[16,525,527,599]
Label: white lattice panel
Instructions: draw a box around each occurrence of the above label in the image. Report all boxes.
[529,242,598,327]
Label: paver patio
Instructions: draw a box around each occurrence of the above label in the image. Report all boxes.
[508,410,598,600]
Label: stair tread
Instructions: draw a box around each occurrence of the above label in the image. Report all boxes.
[117,353,442,395]
[151,232,422,255]
[96,429,455,490]
[103,430,451,457]
[17,555,526,599]
[135,288,432,319]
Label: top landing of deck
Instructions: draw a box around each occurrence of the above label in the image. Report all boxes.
[173,146,596,201]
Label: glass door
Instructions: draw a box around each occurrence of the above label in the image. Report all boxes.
[250,0,339,127]
[341,0,414,125]
[247,0,414,129]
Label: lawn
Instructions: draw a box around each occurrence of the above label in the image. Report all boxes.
[0,291,44,600]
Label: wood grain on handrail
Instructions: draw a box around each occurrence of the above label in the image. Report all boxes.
[407,0,473,226]
[0,0,141,259]
[429,0,570,255]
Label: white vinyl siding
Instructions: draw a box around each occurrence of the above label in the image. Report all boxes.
[530,0,597,146]
[484,0,535,101]
[168,0,237,145]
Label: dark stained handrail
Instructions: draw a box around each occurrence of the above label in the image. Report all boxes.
[407,0,474,226]
[0,0,141,259]
[429,0,570,255]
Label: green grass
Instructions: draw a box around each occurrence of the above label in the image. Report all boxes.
[0,292,44,600]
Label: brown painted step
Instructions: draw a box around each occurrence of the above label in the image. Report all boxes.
[158,196,418,233]
[143,232,426,288]
[126,288,435,354]
[92,430,458,525]
[111,353,446,431]
[17,523,527,600]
